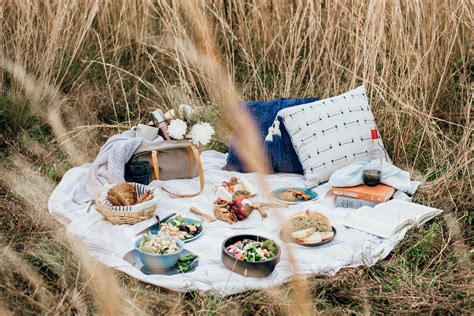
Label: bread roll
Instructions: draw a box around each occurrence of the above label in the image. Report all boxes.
[108,183,137,206]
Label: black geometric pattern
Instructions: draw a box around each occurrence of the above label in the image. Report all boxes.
[316,144,333,154]
[348,106,365,112]
[338,137,355,146]
[343,119,360,127]
[327,109,344,118]
[353,150,368,158]
[331,155,348,165]
[306,116,323,126]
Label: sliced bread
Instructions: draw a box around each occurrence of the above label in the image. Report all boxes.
[291,227,316,239]
[296,232,322,244]
[320,231,334,241]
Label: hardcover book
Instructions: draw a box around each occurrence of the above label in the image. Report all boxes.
[331,184,395,203]
[335,196,379,209]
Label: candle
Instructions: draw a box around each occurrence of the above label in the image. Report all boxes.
[362,169,381,187]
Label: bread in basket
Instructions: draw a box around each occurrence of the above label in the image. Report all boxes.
[95,182,159,225]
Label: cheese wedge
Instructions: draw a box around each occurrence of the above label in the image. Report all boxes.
[215,186,233,202]
[238,177,258,196]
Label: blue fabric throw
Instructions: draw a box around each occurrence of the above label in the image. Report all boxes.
[223,97,318,173]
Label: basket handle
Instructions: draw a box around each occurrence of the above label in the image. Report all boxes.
[151,150,160,180]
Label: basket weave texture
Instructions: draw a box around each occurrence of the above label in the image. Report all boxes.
[95,183,157,225]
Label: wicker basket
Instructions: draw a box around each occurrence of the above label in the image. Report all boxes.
[95,183,158,225]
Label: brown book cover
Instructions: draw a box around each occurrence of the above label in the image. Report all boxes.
[331,184,395,202]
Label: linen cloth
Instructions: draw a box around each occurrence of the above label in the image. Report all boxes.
[329,159,421,194]
[73,130,163,204]
[49,151,412,296]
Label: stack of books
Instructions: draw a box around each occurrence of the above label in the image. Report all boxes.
[332,184,395,209]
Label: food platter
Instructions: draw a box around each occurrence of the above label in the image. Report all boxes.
[279,210,336,247]
[149,216,203,243]
[271,187,318,204]
[212,176,261,224]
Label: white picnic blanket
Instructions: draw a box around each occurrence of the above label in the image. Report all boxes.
[48,151,412,295]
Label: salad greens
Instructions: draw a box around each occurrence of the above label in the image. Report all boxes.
[158,216,202,240]
[176,253,198,272]
[226,239,277,262]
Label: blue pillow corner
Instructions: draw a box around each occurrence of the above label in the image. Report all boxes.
[223,97,318,174]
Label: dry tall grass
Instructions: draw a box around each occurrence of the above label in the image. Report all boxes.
[1,0,472,314]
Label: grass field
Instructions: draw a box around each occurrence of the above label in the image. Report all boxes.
[0,1,472,314]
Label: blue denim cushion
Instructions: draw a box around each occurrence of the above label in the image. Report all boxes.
[223,97,318,173]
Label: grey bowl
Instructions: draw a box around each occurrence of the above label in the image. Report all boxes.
[221,234,281,278]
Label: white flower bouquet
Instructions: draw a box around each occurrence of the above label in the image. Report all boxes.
[164,104,215,146]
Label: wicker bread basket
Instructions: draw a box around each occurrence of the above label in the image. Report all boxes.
[95,183,158,225]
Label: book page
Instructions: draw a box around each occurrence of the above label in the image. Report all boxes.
[341,200,442,238]
[342,206,401,238]
[378,200,442,225]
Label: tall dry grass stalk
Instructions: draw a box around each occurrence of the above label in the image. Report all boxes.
[168,2,313,314]
[1,245,56,311]
[0,59,88,165]
[173,0,270,175]
[0,154,142,314]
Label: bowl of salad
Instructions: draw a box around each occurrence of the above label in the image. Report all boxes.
[221,234,280,278]
[149,215,203,242]
[135,234,185,271]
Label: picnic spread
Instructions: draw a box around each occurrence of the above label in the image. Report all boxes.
[48,85,442,295]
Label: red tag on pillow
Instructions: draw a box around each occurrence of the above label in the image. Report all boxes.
[371,129,378,140]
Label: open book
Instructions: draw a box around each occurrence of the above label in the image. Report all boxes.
[341,199,443,238]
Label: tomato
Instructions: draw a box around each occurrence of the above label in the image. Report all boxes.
[232,196,246,204]
[169,232,178,236]
[188,226,197,233]
[263,249,269,257]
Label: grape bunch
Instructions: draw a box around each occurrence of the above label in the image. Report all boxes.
[228,197,252,221]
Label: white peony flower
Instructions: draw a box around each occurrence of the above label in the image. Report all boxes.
[188,122,215,146]
[168,119,187,140]
[178,104,194,118]
[164,109,176,120]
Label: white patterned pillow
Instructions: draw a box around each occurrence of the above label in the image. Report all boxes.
[278,85,386,185]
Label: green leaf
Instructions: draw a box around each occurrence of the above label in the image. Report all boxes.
[262,240,276,253]
[176,254,198,272]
